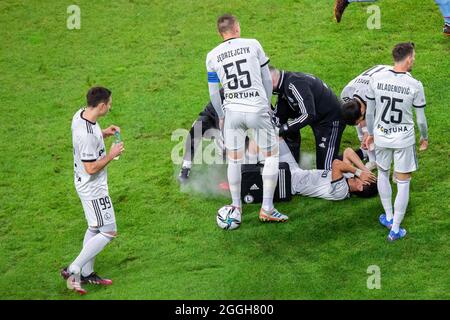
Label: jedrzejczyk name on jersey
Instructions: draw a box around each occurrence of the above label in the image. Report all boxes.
[366,69,426,149]
[340,65,392,103]
[206,38,270,113]
[72,108,109,200]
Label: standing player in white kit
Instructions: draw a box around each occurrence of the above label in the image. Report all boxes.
[206,14,288,222]
[61,87,124,294]
[364,42,429,241]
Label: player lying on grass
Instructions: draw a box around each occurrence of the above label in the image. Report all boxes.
[61,87,124,295]
[341,64,393,171]
[279,139,378,200]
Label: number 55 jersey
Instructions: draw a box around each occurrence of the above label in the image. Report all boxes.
[365,69,426,149]
[206,37,270,113]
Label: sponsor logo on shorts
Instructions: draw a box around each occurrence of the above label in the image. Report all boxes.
[250,184,260,191]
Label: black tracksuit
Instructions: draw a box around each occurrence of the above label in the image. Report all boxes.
[273,71,346,170]
[182,90,224,162]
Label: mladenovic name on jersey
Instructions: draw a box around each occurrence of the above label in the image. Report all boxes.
[217,46,251,63]
[377,82,411,95]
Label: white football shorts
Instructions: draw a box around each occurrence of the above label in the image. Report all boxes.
[375,144,418,173]
[224,109,277,152]
[80,194,116,227]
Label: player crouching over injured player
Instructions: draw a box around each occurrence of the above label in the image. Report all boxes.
[279,140,378,200]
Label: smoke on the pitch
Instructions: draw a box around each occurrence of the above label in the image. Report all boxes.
[177,163,229,198]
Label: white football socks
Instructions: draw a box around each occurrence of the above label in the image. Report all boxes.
[227,161,242,208]
[262,155,279,212]
[377,168,393,221]
[81,227,99,277]
[392,178,410,233]
[69,233,112,275]
[182,160,192,169]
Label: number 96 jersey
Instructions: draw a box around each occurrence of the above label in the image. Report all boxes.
[206,37,270,113]
[366,69,426,149]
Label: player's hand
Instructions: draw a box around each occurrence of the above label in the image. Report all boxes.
[419,138,428,151]
[219,118,224,131]
[363,135,374,151]
[103,125,121,137]
[361,132,369,150]
[359,170,377,185]
[109,142,124,159]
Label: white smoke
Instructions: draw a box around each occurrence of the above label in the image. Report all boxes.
[177,163,229,198]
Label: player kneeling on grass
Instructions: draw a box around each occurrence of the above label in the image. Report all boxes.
[279,139,377,200]
[61,87,124,295]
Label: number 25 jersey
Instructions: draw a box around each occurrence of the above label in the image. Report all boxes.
[366,69,426,148]
[206,37,270,113]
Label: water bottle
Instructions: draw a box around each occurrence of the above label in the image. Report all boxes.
[113,131,122,160]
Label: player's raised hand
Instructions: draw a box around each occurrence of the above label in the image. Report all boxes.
[419,138,428,151]
[109,142,124,159]
[359,170,377,185]
[103,125,121,137]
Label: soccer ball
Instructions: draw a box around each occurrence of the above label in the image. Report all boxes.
[216,205,241,230]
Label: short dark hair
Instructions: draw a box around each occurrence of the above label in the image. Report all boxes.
[341,99,362,126]
[392,42,415,62]
[217,14,238,34]
[86,86,111,108]
[352,181,378,198]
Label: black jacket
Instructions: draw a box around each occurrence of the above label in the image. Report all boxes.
[273,71,342,132]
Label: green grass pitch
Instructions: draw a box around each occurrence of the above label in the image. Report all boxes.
[0,0,449,299]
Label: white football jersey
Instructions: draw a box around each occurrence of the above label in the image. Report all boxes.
[341,65,391,102]
[72,109,109,200]
[291,168,350,201]
[206,37,270,113]
[366,69,426,148]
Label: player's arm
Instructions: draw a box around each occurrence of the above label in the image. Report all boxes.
[78,133,124,175]
[363,79,376,149]
[342,147,369,171]
[261,64,272,107]
[83,142,123,175]
[413,81,428,151]
[279,82,315,136]
[415,107,428,150]
[255,39,272,107]
[331,158,376,185]
[206,56,224,121]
